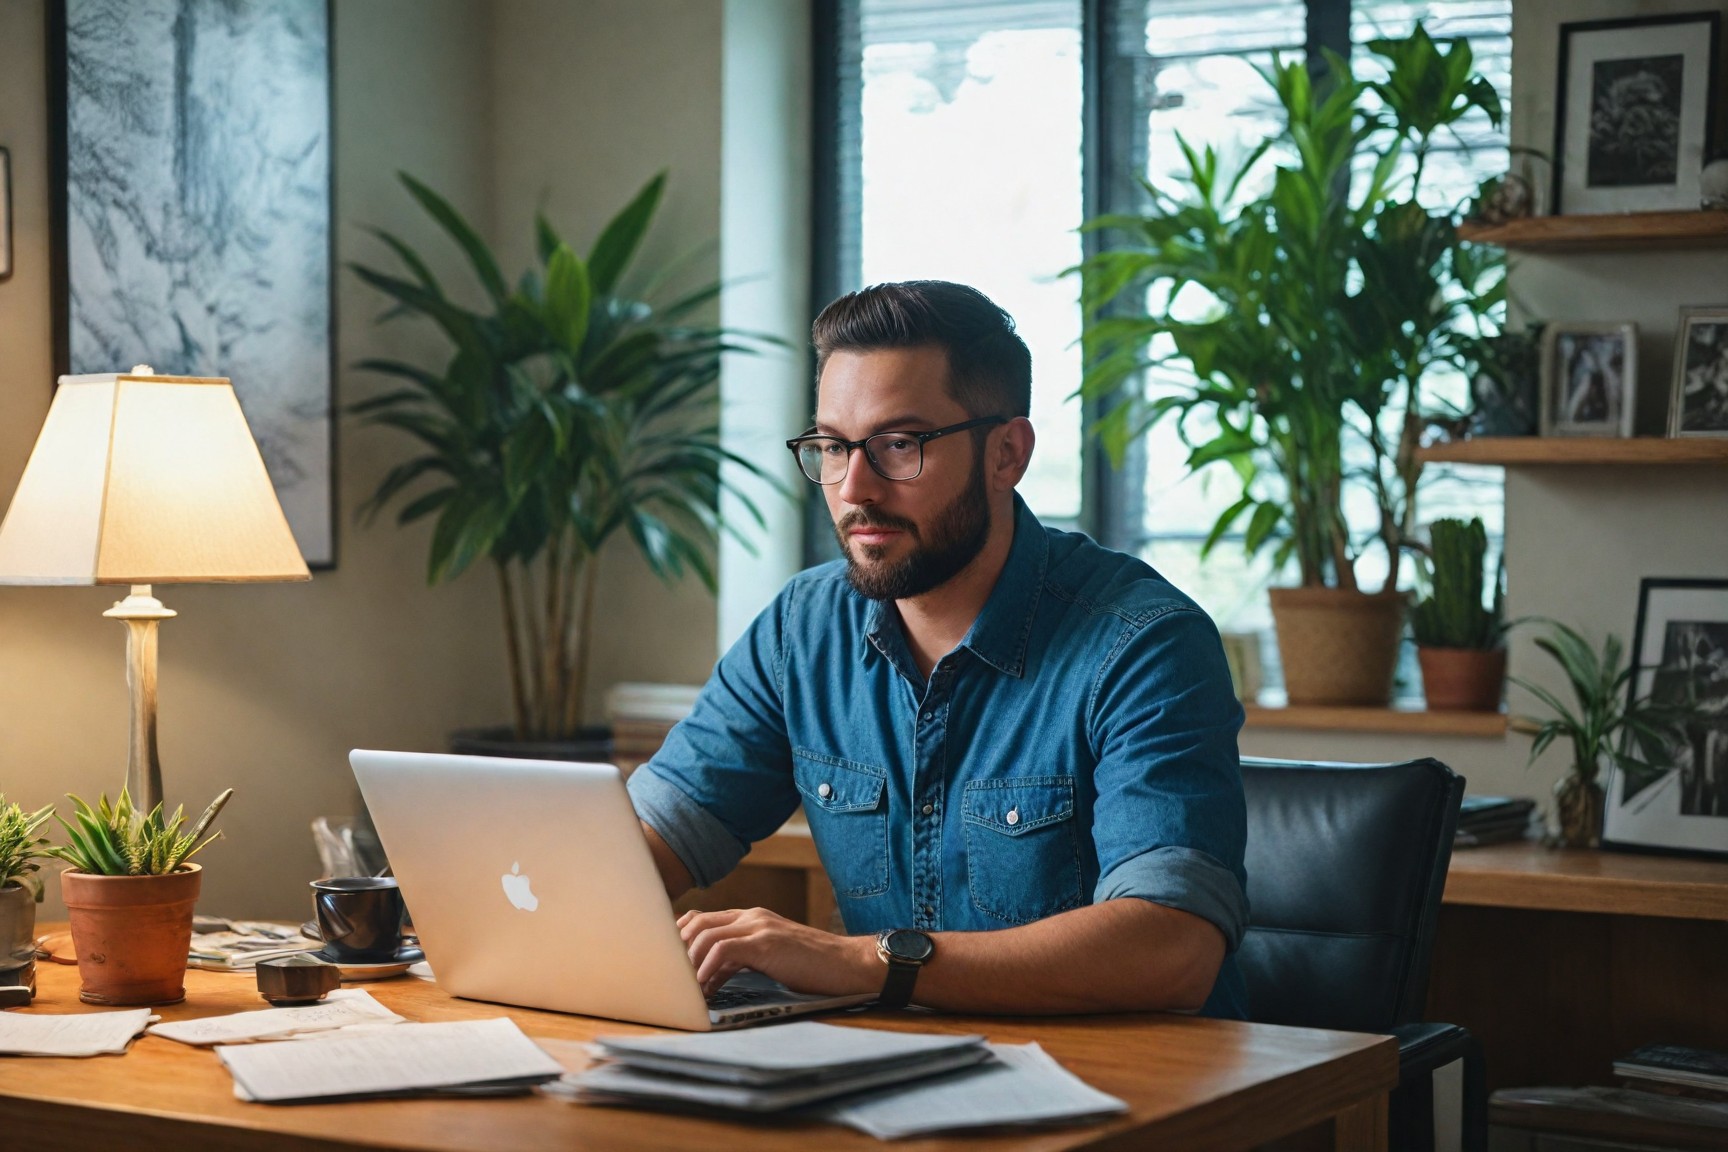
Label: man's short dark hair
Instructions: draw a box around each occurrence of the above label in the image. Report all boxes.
[811,281,1032,419]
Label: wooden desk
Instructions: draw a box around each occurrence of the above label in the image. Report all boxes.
[6,948,1395,1152]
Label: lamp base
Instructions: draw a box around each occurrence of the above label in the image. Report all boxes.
[102,585,175,814]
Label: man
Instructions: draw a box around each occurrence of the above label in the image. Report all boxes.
[629,280,1248,1017]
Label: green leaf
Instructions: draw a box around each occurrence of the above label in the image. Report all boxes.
[543,245,593,353]
[398,173,508,304]
[587,172,666,295]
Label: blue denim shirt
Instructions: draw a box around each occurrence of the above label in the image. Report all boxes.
[629,495,1250,1018]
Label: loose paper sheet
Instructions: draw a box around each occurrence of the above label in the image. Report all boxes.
[0,1009,156,1056]
[215,1018,564,1103]
[147,989,403,1046]
[589,1020,987,1084]
[818,1042,1129,1139]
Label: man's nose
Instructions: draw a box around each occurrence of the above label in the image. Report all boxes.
[836,444,886,506]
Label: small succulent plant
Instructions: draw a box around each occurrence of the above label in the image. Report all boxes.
[0,795,56,900]
[45,788,232,876]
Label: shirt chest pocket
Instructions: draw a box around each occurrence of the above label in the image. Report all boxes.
[963,777,1084,925]
[793,750,889,898]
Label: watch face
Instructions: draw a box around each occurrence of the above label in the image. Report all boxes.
[884,929,934,963]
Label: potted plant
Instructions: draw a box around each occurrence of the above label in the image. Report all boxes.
[45,788,230,1005]
[1077,27,1503,705]
[349,173,769,757]
[1512,622,1682,849]
[0,795,54,979]
[1412,517,1506,711]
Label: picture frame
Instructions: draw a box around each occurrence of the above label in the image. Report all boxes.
[47,0,336,567]
[1553,12,1722,215]
[1668,306,1728,437]
[1603,578,1728,859]
[0,147,11,282]
[1539,322,1637,438]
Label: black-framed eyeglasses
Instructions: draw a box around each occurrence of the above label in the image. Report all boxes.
[785,416,1008,485]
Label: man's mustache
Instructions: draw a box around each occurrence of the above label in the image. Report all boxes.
[837,509,920,538]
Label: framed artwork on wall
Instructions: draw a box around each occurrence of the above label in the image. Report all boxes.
[1553,12,1722,216]
[47,0,336,567]
[1603,578,1728,859]
[1669,306,1728,437]
[0,147,11,282]
[1539,322,1637,438]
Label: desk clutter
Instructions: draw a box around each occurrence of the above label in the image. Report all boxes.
[1455,795,1538,847]
[554,1020,1129,1138]
[1491,1043,1728,1149]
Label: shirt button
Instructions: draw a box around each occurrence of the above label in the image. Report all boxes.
[923,906,934,917]
[921,711,933,721]
[817,783,832,799]
[1005,808,1020,826]
[921,803,934,816]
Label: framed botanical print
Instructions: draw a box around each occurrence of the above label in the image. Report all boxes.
[1553,12,1722,215]
[48,0,336,566]
[1603,579,1728,859]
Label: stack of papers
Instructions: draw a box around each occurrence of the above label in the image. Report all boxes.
[216,1018,564,1103]
[147,989,403,1046]
[558,1021,1128,1137]
[563,1022,990,1111]
[188,919,324,970]
[0,1009,155,1056]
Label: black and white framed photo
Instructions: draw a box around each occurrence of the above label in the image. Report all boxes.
[1604,579,1728,859]
[1540,322,1637,437]
[48,0,336,567]
[1669,306,1728,437]
[1553,12,1722,215]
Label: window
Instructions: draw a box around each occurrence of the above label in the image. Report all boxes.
[820,1,1511,686]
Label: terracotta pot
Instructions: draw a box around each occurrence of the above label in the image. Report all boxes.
[61,864,201,1005]
[1269,587,1409,706]
[1554,774,1604,849]
[1,882,36,975]
[1418,647,1508,712]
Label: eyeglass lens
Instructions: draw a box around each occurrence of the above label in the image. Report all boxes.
[795,432,923,484]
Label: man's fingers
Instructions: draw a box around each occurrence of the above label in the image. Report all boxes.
[696,937,751,992]
[686,918,760,970]
[677,906,746,943]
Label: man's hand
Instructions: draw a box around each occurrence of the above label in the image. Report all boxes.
[678,907,880,999]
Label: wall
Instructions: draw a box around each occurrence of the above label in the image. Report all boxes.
[0,0,507,920]
[487,0,731,714]
[1247,0,1728,820]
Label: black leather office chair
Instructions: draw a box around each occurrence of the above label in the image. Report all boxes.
[1238,756,1486,1152]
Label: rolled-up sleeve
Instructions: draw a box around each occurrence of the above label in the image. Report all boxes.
[626,583,803,889]
[1087,605,1249,950]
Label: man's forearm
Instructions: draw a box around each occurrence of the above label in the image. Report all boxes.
[907,898,1224,1014]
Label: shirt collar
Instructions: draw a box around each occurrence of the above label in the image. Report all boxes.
[858,494,1047,680]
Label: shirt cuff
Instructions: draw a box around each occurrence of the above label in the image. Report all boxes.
[1094,846,1250,952]
[626,764,749,889]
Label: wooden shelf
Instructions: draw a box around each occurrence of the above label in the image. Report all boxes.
[1445,840,1728,921]
[1417,437,1728,466]
[1243,703,1508,737]
[1459,210,1728,251]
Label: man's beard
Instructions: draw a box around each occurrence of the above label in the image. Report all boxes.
[835,457,991,602]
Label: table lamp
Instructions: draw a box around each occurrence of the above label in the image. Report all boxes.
[0,368,310,814]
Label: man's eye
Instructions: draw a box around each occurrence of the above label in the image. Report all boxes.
[878,436,916,454]
[821,441,848,457]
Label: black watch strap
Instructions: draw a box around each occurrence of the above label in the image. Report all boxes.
[878,957,920,1010]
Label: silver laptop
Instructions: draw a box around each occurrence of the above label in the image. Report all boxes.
[349,749,875,1030]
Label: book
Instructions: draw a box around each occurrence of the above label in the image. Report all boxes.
[1614,1044,1728,1093]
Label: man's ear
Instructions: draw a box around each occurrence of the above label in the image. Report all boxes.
[991,417,1035,492]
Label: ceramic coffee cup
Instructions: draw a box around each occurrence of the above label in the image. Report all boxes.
[310,877,404,962]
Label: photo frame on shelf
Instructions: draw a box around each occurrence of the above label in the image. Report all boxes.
[1603,578,1728,859]
[1669,306,1728,437]
[1553,12,1722,215]
[47,0,336,567]
[1540,322,1637,437]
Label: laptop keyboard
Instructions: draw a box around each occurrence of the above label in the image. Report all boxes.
[705,986,778,1010]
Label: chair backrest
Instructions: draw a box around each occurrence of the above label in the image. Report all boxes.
[1238,756,1463,1033]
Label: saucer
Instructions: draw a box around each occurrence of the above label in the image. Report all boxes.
[314,944,425,981]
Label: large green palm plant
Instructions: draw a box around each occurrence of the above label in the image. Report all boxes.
[350,173,768,741]
[1077,27,1503,592]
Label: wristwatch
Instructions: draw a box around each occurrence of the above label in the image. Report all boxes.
[874,928,935,1009]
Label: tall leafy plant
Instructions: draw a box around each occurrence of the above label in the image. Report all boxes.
[350,173,768,741]
[1077,27,1503,591]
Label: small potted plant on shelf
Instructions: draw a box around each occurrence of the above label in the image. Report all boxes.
[1511,622,1683,849]
[1413,517,1507,711]
[45,788,231,1005]
[0,795,54,977]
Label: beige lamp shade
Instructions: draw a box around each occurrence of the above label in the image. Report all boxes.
[0,372,311,584]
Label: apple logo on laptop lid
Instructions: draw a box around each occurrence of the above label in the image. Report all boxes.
[502,862,539,912]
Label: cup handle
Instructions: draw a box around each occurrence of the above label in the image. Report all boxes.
[315,891,353,942]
